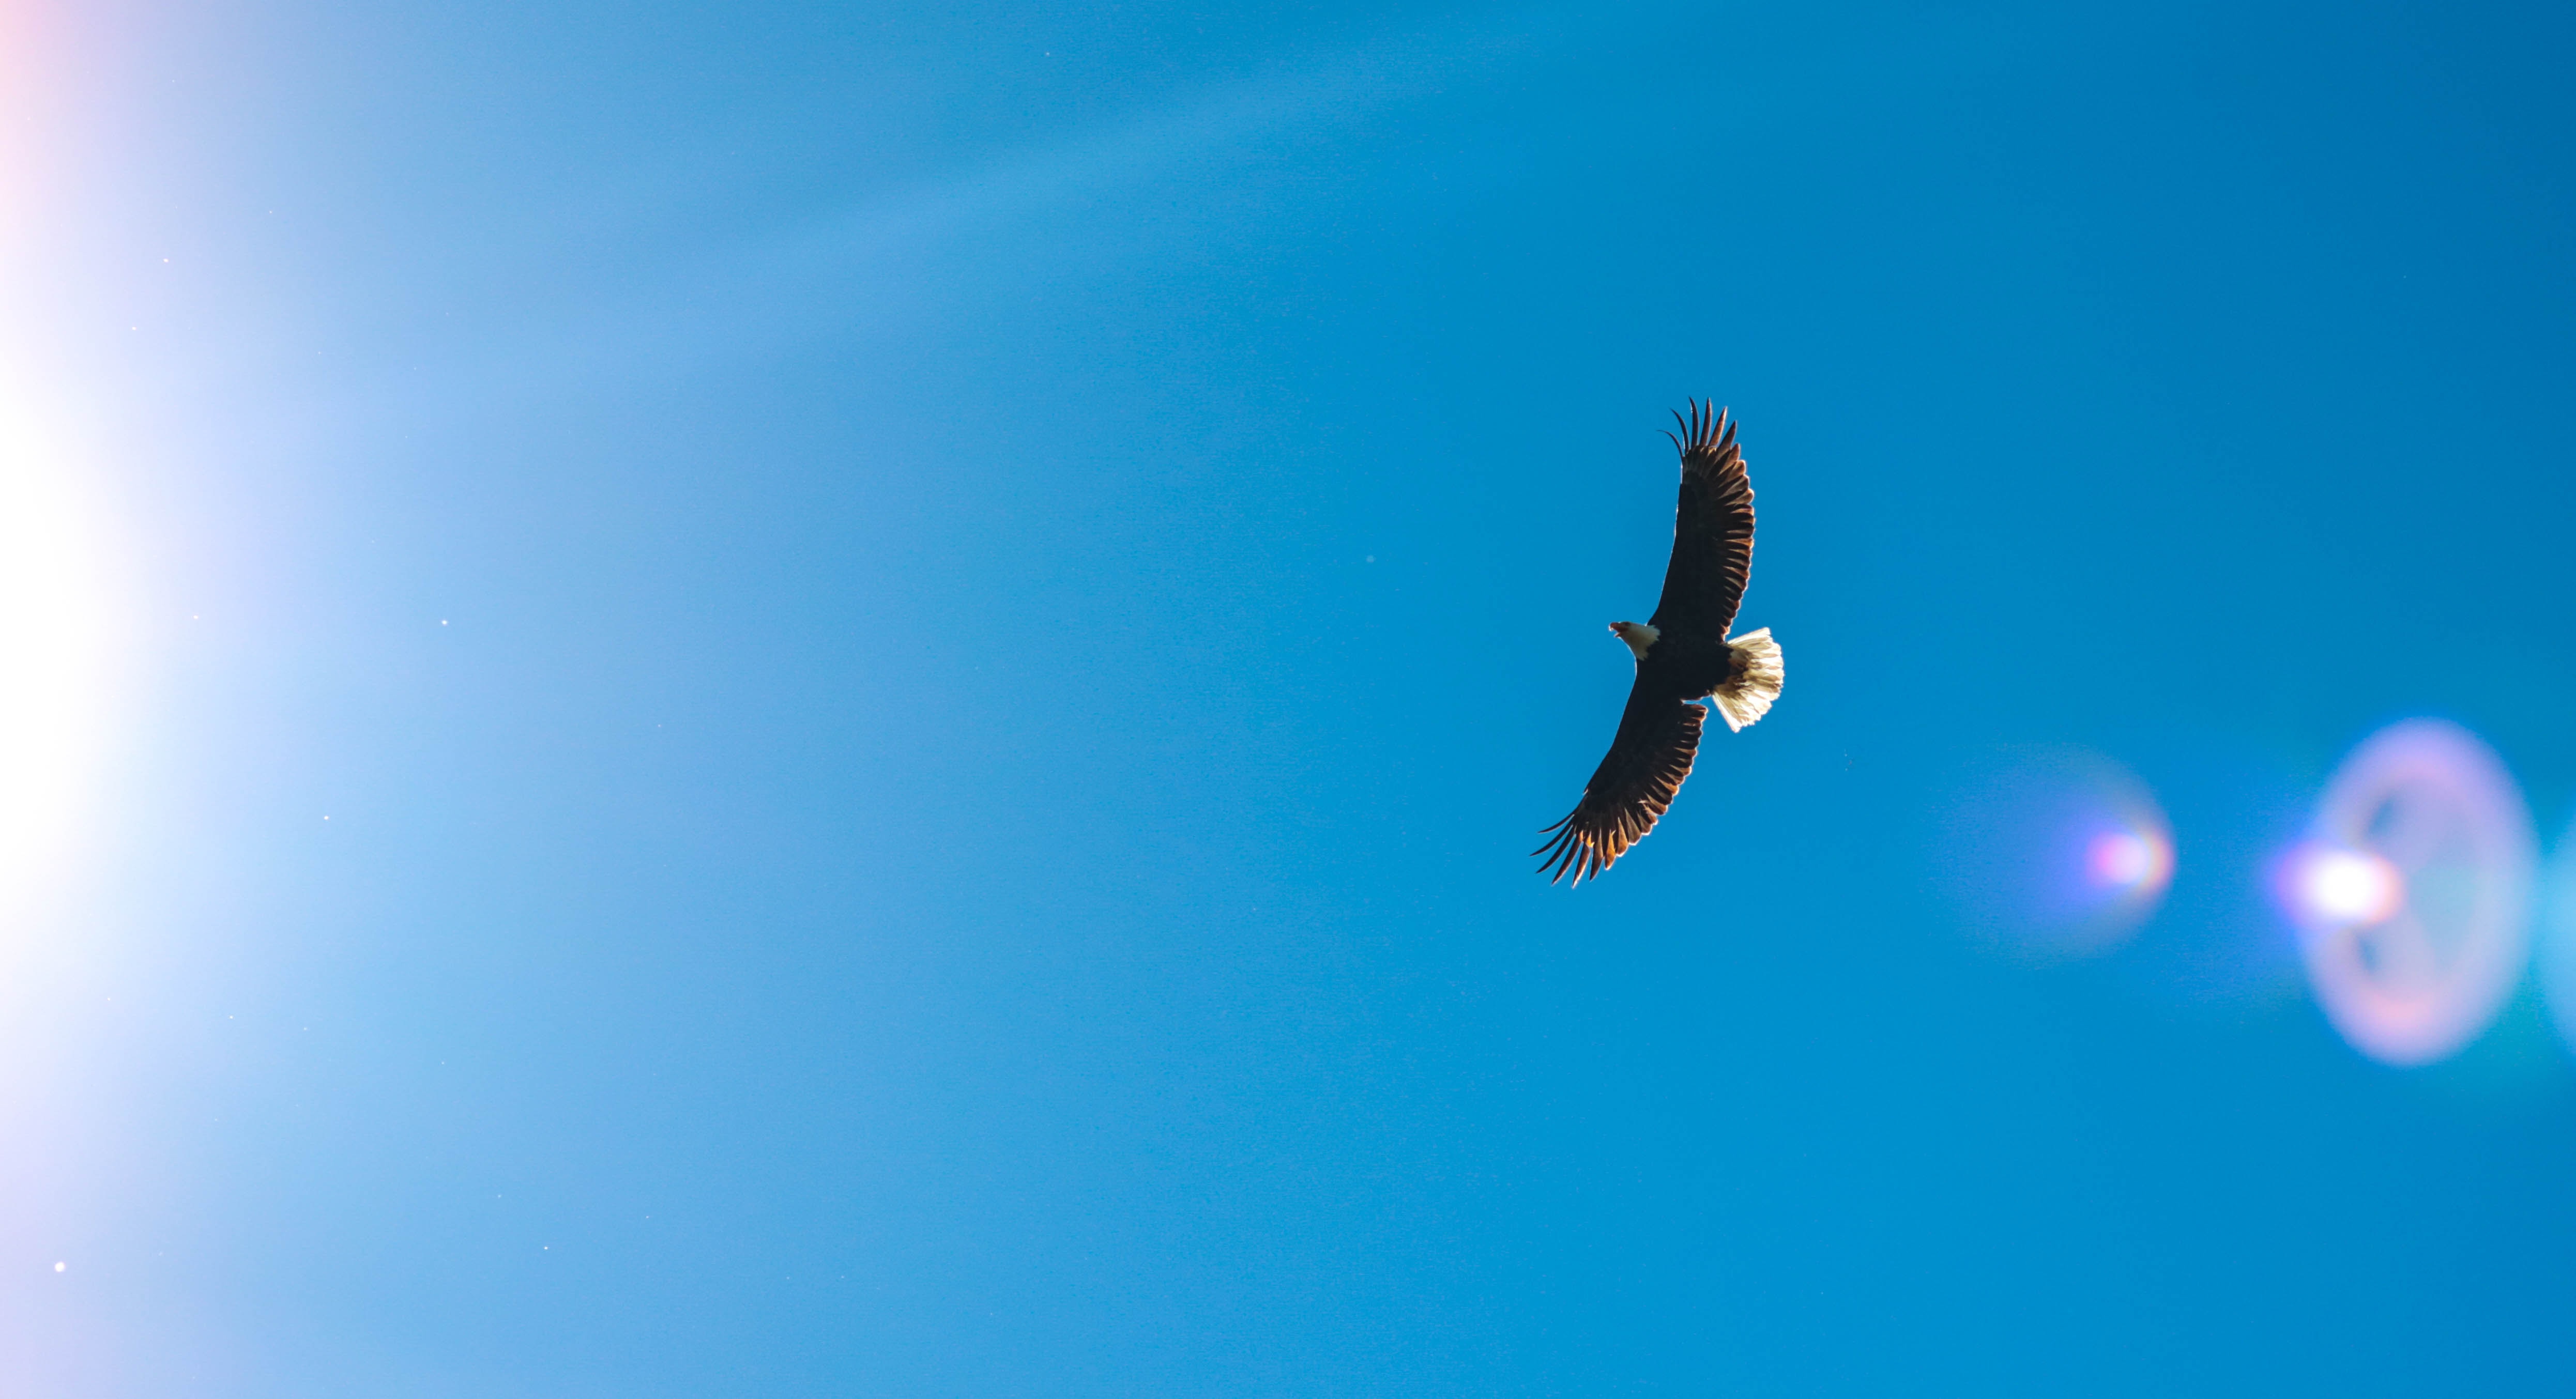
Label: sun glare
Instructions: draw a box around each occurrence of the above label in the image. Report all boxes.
[2282,844,2404,927]
[0,446,120,918]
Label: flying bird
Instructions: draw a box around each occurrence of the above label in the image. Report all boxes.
[1536,401,1784,884]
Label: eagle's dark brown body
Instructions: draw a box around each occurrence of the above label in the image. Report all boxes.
[1536,402,1784,885]
[1639,629,1736,704]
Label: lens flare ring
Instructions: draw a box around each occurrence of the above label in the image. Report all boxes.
[2279,719,2534,1066]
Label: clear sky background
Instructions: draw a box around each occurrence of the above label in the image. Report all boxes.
[5,1,2576,1393]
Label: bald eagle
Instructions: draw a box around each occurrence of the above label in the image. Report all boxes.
[1535,402,1784,884]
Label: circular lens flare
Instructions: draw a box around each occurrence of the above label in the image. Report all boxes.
[2280,719,2534,1066]
[2536,814,2576,1062]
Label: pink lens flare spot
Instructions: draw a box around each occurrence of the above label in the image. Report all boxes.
[1933,746,2177,961]
[2086,828,2172,892]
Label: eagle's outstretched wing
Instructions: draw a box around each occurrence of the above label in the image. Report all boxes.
[1534,684,1705,885]
[1647,401,1755,643]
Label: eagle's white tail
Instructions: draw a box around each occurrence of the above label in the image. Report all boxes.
[1711,627,1784,733]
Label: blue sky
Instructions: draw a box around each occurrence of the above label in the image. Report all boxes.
[5,1,2576,1393]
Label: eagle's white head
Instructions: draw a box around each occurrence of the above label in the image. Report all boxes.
[1609,620,1660,659]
